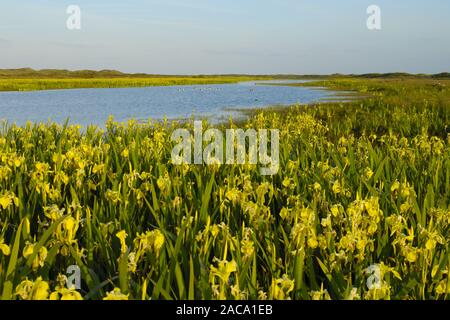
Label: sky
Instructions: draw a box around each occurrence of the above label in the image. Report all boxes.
[0,0,449,74]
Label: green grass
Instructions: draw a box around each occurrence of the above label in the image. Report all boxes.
[1,68,448,92]
[0,76,273,92]
[0,68,277,92]
[282,78,450,137]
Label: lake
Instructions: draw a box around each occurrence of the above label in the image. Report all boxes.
[0,80,338,126]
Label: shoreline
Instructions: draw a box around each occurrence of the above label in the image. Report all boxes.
[0,81,364,128]
[0,76,274,93]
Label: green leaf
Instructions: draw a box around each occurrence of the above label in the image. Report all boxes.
[174,262,186,299]
[188,256,195,300]
[2,220,23,300]
[118,253,129,295]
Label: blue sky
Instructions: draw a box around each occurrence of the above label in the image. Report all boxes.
[0,0,449,74]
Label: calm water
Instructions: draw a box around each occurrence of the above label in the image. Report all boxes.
[0,80,337,126]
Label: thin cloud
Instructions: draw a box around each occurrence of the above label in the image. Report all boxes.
[205,49,283,57]
[0,37,12,47]
[148,0,244,15]
[47,41,105,49]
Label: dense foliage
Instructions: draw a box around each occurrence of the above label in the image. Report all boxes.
[0,78,449,300]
